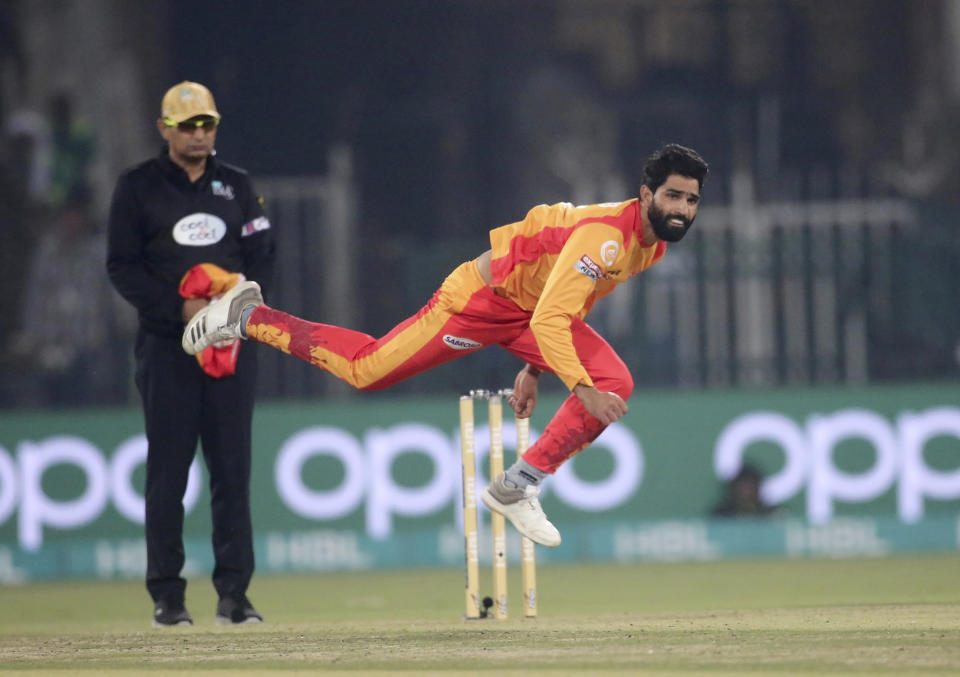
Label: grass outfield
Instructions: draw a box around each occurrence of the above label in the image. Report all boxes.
[0,555,958,675]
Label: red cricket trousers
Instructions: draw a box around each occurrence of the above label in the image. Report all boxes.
[246,259,633,472]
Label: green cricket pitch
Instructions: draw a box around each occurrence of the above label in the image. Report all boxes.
[1,555,958,675]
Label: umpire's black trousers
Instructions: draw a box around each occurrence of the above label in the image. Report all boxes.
[135,329,257,605]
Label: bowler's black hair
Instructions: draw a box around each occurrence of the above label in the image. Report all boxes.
[641,143,709,193]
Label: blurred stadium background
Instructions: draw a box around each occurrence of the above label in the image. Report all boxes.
[0,0,959,586]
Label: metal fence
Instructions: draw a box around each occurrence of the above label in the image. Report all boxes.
[254,146,359,401]
[617,196,921,390]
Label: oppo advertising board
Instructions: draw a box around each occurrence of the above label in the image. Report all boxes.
[0,383,959,581]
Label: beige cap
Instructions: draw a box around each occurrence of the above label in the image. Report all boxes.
[161,81,220,123]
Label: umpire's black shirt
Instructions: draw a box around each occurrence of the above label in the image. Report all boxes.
[107,149,275,338]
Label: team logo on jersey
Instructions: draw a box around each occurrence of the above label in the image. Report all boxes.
[211,180,235,200]
[443,335,482,350]
[172,213,226,246]
[574,254,602,282]
[600,240,619,266]
[241,216,271,237]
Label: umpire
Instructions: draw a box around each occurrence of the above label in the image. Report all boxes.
[107,81,275,626]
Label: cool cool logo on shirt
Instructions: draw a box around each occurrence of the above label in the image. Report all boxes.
[172,213,227,246]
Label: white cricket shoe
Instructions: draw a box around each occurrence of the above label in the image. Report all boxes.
[481,473,561,547]
[182,280,263,355]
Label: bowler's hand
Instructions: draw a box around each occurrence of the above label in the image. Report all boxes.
[182,297,209,324]
[509,365,540,418]
[573,384,628,425]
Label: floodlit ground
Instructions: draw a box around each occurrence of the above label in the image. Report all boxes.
[1,555,958,675]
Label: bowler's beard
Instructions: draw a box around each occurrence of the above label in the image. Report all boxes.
[648,200,693,242]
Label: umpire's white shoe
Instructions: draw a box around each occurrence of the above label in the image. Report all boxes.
[481,473,561,547]
[182,281,263,355]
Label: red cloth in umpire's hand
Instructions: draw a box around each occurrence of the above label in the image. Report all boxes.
[179,263,246,378]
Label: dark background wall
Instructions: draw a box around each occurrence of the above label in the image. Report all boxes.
[2,0,959,407]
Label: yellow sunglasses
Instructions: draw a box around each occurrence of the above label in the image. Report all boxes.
[164,117,220,132]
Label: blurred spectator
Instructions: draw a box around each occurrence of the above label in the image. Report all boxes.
[46,91,96,208]
[509,62,626,209]
[8,184,132,407]
[3,107,51,202]
[711,464,776,518]
[0,112,45,377]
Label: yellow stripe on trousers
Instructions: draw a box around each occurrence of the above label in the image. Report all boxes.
[303,259,484,390]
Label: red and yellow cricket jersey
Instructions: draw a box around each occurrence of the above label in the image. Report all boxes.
[488,199,666,390]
